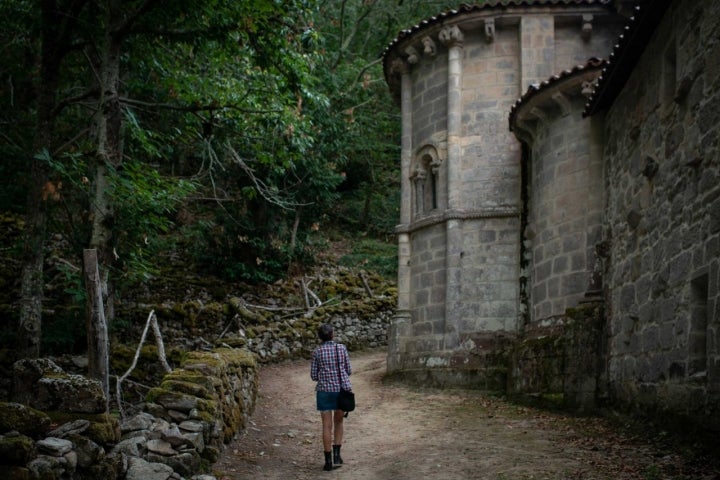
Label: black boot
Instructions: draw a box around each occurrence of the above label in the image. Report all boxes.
[333,444,343,465]
[323,451,333,471]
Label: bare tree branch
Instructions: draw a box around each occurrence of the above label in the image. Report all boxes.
[116,309,171,419]
[225,143,311,211]
[119,96,283,115]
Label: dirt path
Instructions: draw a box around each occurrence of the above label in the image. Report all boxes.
[213,349,716,480]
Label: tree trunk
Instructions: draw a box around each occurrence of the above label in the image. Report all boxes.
[17,1,64,358]
[89,2,124,324]
[84,249,109,411]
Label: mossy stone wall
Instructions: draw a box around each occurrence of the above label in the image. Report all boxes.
[145,347,258,450]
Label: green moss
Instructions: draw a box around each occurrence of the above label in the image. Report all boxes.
[565,302,600,320]
[0,433,35,465]
[145,386,170,404]
[164,369,217,390]
[160,379,213,399]
[183,352,225,375]
[45,412,120,445]
[195,410,215,424]
[227,299,266,325]
[213,347,256,368]
[0,402,51,439]
[196,398,218,417]
[219,336,247,348]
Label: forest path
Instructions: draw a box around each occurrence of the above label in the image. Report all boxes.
[213,348,713,480]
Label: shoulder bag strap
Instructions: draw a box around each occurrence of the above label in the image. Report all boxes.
[335,344,343,389]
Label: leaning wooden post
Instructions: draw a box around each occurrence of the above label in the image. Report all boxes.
[84,248,109,412]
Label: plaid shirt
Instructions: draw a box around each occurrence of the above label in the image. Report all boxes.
[311,341,352,392]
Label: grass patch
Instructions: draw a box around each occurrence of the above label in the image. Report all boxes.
[339,238,397,280]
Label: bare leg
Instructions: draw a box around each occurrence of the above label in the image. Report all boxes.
[321,411,333,452]
[333,410,344,445]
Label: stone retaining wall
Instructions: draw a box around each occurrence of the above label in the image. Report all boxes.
[0,347,257,480]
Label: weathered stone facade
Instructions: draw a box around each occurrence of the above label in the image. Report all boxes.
[384,0,720,429]
[589,0,720,428]
[383,1,623,385]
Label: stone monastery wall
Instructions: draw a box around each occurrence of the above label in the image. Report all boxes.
[601,0,720,426]
[386,2,623,388]
[384,0,720,430]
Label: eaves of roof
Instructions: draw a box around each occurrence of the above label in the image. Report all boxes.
[583,0,673,117]
[381,0,614,68]
[509,57,606,131]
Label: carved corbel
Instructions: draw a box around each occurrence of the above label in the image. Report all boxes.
[422,36,437,56]
[430,158,442,176]
[438,25,464,47]
[411,166,427,182]
[514,118,536,144]
[530,106,548,124]
[405,46,420,65]
[581,14,593,40]
[389,58,410,77]
[581,79,596,97]
[551,92,571,117]
[484,18,495,43]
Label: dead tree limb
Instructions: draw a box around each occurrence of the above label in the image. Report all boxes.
[360,271,374,297]
[115,310,171,419]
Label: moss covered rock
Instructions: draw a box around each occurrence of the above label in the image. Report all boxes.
[0,433,36,465]
[45,412,120,446]
[0,403,51,439]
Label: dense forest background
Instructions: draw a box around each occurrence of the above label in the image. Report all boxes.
[0,0,463,358]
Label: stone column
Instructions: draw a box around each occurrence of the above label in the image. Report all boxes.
[441,25,464,211]
[439,25,464,350]
[399,61,413,227]
[389,61,413,371]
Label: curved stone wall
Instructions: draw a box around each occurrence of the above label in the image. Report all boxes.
[511,63,606,324]
[384,3,623,385]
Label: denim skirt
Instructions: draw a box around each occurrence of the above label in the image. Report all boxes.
[316,391,339,411]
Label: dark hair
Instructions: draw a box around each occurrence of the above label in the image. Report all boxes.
[318,324,334,342]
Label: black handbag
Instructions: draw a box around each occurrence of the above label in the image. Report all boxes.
[335,345,355,415]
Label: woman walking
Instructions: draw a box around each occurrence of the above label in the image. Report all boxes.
[310,323,353,471]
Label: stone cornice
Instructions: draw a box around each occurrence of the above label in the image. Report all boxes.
[382,1,616,102]
[395,207,519,234]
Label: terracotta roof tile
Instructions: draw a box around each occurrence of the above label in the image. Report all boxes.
[509,58,606,131]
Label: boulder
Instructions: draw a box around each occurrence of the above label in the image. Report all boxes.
[36,437,73,456]
[0,402,51,439]
[125,456,174,480]
[0,432,36,465]
[12,358,106,414]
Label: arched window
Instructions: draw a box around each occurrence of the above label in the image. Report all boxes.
[412,145,442,218]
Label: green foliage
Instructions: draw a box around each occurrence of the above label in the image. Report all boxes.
[1,0,474,357]
[643,464,662,480]
[109,161,198,284]
[339,238,397,280]
[57,262,85,305]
